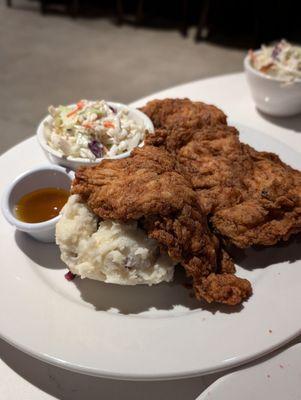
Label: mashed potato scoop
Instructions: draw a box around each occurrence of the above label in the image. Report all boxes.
[56,195,175,285]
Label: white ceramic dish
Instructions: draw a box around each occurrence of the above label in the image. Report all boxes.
[36,102,154,170]
[197,343,301,400]
[244,53,301,117]
[1,165,72,243]
[0,124,300,380]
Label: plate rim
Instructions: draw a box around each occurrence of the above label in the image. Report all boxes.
[196,343,301,399]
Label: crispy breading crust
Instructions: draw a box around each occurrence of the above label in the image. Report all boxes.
[146,125,253,214]
[212,145,301,247]
[197,273,252,305]
[140,98,227,130]
[145,116,301,247]
[72,145,252,305]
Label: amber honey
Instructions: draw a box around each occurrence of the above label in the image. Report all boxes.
[14,187,69,223]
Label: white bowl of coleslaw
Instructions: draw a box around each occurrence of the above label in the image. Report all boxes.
[37,100,154,170]
[244,40,301,117]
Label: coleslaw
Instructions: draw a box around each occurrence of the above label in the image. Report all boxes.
[249,40,301,83]
[44,100,146,160]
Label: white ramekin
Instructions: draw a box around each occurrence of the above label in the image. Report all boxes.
[36,101,154,170]
[1,165,73,243]
[244,53,301,117]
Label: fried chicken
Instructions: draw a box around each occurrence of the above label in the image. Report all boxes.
[212,145,301,247]
[140,98,227,130]
[146,124,253,214]
[72,145,251,305]
[143,100,301,248]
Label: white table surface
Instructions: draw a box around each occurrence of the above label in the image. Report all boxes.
[1,73,301,400]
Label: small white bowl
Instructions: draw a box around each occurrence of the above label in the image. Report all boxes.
[244,53,301,117]
[37,101,154,170]
[1,165,73,243]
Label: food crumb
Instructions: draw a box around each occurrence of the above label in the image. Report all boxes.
[279,364,284,369]
[64,271,76,281]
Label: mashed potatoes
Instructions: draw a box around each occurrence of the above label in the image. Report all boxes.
[56,195,175,285]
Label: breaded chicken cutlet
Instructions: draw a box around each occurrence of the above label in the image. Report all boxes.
[146,124,252,215]
[140,98,227,130]
[72,145,252,305]
[212,145,301,247]
[143,99,301,248]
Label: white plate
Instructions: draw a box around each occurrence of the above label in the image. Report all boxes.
[197,343,301,400]
[0,124,300,380]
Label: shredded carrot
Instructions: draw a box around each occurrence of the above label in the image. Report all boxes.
[103,121,115,129]
[67,100,85,118]
[83,123,94,129]
[76,100,85,109]
[260,63,273,73]
[67,107,78,118]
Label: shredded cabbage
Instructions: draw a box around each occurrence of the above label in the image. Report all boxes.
[249,40,301,83]
[44,100,145,160]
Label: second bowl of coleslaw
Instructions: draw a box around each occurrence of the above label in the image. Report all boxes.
[244,40,301,117]
[37,100,154,169]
